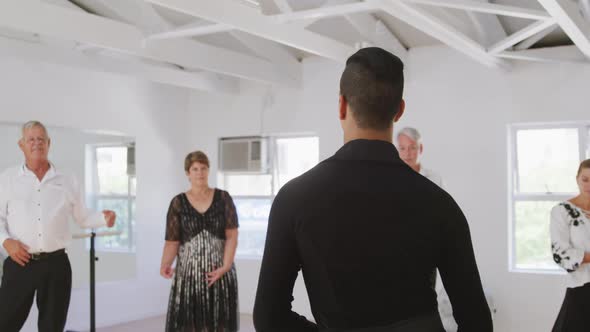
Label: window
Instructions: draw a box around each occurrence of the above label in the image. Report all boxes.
[219,136,319,257]
[509,124,590,271]
[86,144,136,252]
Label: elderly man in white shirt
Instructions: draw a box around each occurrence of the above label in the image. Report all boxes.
[396,127,443,187]
[396,127,454,329]
[0,121,116,332]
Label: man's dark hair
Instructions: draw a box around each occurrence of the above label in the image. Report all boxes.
[339,47,404,130]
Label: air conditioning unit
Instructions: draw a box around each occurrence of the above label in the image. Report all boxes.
[219,137,269,173]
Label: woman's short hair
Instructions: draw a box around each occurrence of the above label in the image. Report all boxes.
[577,159,590,177]
[184,151,210,172]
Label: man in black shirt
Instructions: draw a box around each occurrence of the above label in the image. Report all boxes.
[253,47,492,332]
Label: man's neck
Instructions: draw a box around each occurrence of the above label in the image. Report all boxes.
[26,160,50,181]
[343,129,393,144]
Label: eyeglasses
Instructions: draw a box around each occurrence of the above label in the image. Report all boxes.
[24,137,48,145]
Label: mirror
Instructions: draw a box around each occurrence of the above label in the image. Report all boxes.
[0,122,137,288]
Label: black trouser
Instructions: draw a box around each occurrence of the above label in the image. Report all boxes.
[0,251,72,332]
[326,312,445,332]
[552,282,590,332]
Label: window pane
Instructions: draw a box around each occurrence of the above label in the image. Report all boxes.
[274,137,319,193]
[516,128,579,193]
[224,174,272,196]
[97,147,129,195]
[514,200,559,270]
[130,176,137,197]
[95,198,132,251]
[234,198,272,257]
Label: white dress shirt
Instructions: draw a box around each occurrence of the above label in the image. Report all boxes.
[0,163,106,255]
[550,202,590,288]
[418,167,495,330]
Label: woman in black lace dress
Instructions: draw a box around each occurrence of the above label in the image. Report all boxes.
[160,151,239,332]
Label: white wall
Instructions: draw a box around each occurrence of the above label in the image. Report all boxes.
[188,48,590,332]
[0,57,191,331]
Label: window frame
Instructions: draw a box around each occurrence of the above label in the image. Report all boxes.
[219,134,319,259]
[508,122,590,273]
[86,143,136,253]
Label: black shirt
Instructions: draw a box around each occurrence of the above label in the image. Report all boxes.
[253,139,492,332]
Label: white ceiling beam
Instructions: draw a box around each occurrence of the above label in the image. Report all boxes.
[580,0,590,20]
[0,36,239,94]
[514,24,558,50]
[91,0,173,34]
[146,22,233,41]
[258,0,291,15]
[41,0,82,10]
[260,0,346,29]
[402,0,552,20]
[488,19,557,54]
[143,0,356,62]
[229,30,302,86]
[537,0,590,58]
[498,45,589,64]
[465,0,507,48]
[226,0,302,87]
[270,2,381,23]
[380,0,507,68]
[344,12,408,62]
[0,0,294,86]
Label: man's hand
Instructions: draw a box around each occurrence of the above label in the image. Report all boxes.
[102,210,116,228]
[3,239,30,266]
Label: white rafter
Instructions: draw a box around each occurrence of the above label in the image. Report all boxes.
[498,45,589,64]
[514,24,559,50]
[270,1,381,23]
[229,30,302,86]
[0,36,239,94]
[488,19,557,54]
[344,12,408,62]
[143,0,355,62]
[0,0,295,86]
[537,0,590,58]
[465,0,507,48]
[379,0,507,68]
[403,0,551,20]
[258,0,291,15]
[146,22,233,41]
[90,0,174,34]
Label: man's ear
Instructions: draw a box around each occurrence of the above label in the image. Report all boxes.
[339,95,348,121]
[393,99,405,123]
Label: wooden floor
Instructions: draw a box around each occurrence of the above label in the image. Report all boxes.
[95,314,255,332]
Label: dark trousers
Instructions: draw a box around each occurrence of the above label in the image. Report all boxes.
[552,282,590,332]
[327,312,445,332]
[0,252,72,332]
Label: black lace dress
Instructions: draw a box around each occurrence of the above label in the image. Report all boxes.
[165,189,239,332]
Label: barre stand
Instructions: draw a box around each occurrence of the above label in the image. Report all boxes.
[69,230,122,332]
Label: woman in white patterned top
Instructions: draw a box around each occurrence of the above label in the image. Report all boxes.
[550,159,590,332]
